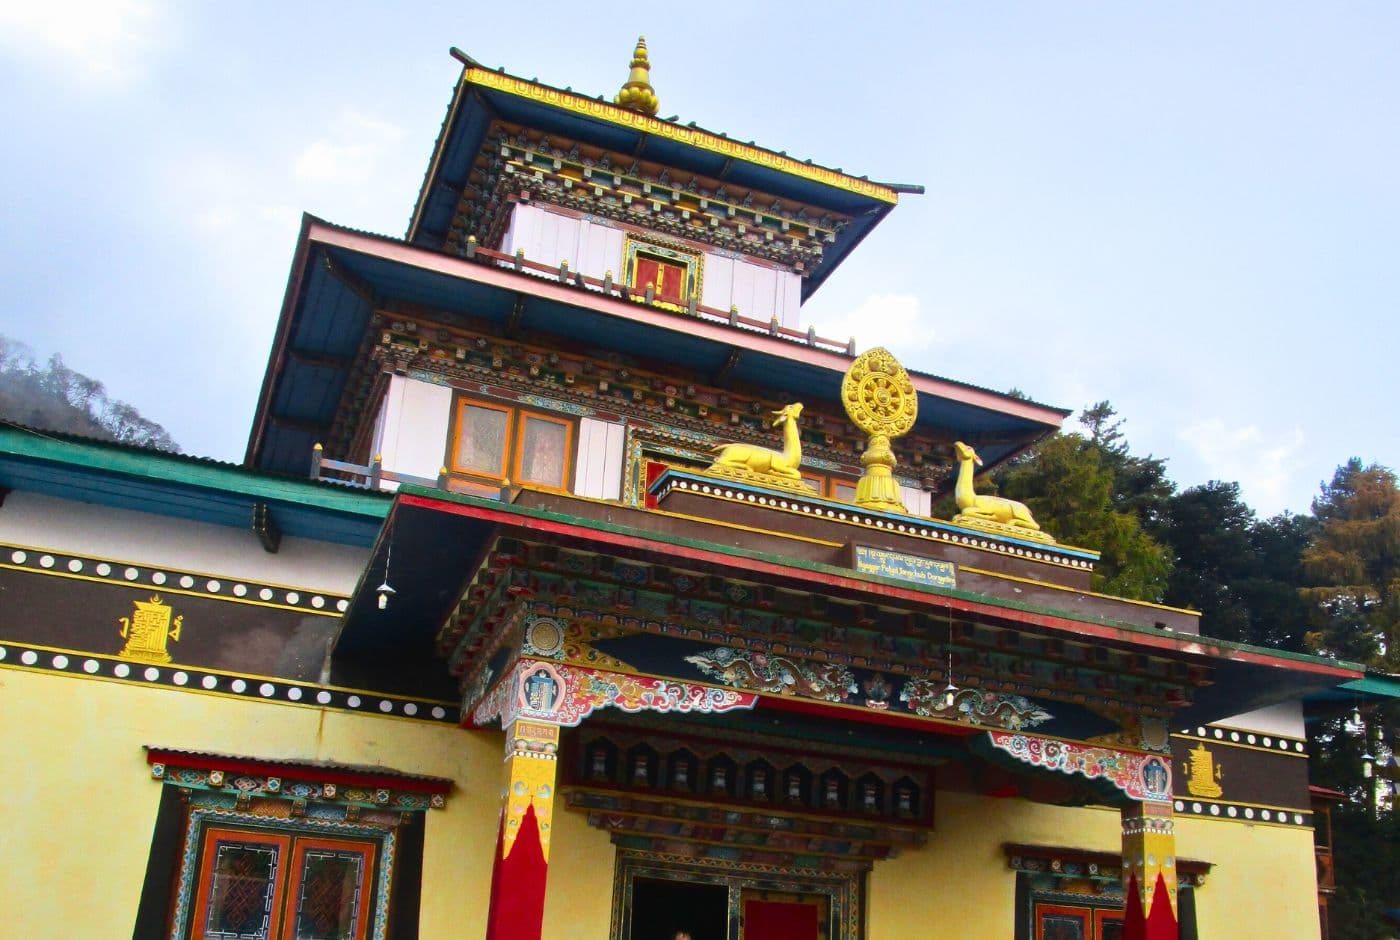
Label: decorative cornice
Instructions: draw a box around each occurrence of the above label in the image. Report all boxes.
[146,747,450,812]
[465,67,900,204]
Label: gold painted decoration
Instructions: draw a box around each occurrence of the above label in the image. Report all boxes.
[502,719,560,861]
[1182,743,1224,798]
[841,348,916,512]
[950,441,1057,544]
[118,595,183,664]
[705,402,813,492]
[614,36,659,116]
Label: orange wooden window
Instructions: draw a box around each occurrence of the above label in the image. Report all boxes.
[449,395,575,490]
[450,399,512,479]
[514,411,574,489]
[1035,903,1091,940]
[188,827,377,940]
[190,828,292,940]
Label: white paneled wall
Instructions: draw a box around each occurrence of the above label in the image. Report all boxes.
[502,204,624,278]
[899,485,933,518]
[374,375,452,487]
[574,417,626,501]
[503,204,801,327]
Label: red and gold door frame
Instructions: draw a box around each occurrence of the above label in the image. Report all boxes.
[622,234,704,310]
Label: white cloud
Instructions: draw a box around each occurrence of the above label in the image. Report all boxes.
[0,0,164,83]
[294,110,405,187]
[808,292,933,359]
[1177,418,1306,515]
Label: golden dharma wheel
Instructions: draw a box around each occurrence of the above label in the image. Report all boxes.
[841,347,917,438]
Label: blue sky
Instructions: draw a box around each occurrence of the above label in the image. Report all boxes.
[2,2,1396,517]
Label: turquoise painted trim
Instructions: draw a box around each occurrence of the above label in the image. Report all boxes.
[0,425,390,519]
[1341,674,1400,699]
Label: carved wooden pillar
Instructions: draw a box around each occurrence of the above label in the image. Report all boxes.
[1120,800,1178,940]
[484,718,560,940]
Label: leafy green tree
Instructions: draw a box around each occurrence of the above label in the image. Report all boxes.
[1080,400,1174,531]
[1160,482,1258,642]
[994,431,1172,601]
[1301,459,1400,670]
[1158,482,1314,650]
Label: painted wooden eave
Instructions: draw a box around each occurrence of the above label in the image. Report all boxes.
[310,220,1069,425]
[392,484,1364,682]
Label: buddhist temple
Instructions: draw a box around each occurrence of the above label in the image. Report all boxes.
[2,39,1396,940]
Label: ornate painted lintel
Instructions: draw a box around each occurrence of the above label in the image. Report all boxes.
[986,731,1172,803]
[471,658,758,729]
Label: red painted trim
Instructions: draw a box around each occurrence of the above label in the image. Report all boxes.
[1123,872,1146,940]
[398,491,1363,679]
[303,222,1066,427]
[756,692,981,737]
[144,749,453,794]
[1145,872,1178,940]
[485,803,548,940]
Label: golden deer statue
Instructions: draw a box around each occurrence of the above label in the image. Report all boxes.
[952,441,1042,531]
[709,403,805,481]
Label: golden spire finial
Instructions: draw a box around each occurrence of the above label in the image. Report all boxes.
[615,36,659,117]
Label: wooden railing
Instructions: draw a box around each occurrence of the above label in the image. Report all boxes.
[459,236,857,357]
[308,444,508,500]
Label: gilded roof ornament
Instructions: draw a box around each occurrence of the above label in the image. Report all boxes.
[704,402,813,493]
[950,440,1057,543]
[841,348,917,513]
[615,36,659,117]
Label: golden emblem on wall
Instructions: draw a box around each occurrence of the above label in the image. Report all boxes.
[1182,742,1224,798]
[118,595,184,664]
[841,348,917,512]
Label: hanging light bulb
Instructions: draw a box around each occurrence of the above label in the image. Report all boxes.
[1352,706,1363,729]
[376,581,396,610]
[942,615,958,709]
[375,531,395,610]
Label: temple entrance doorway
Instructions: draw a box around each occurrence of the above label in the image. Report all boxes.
[630,877,728,940]
[611,849,856,940]
[740,888,826,940]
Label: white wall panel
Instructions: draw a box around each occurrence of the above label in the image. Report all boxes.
[0,492,368,593]
[701,253,735,310]
[1219,702,1306,739]
[506,205,802,324]
[378,375,452,485]
[899,485,932,517]
[574,417,625,501]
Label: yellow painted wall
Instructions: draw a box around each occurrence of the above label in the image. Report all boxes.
[1176,815,1321,939]
[0,667,501,938]
[868,791,1122,939]
[542,794,618,938]
[868,790,1321,940]
[0,665,1324,939]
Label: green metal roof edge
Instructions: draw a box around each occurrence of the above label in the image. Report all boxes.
[396,483,1365,676]
[1340,674,1400,699]
[0,425,390,519]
